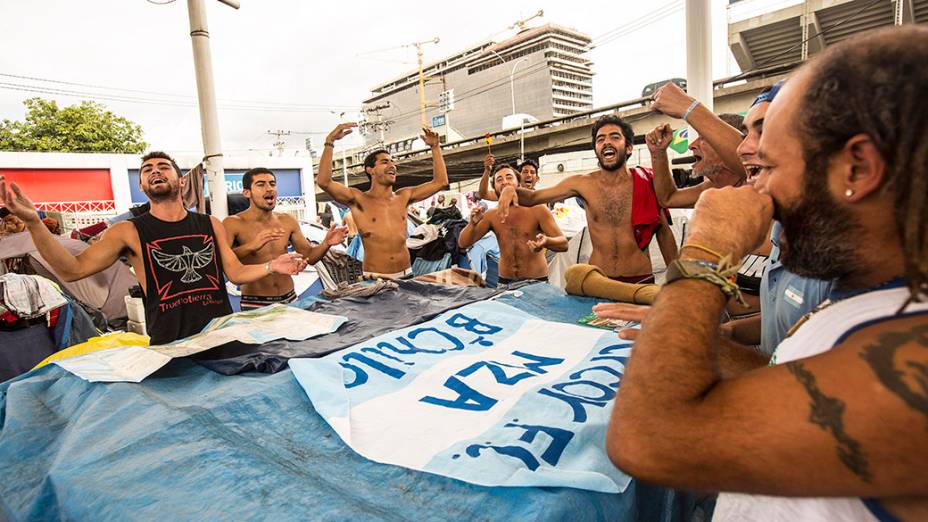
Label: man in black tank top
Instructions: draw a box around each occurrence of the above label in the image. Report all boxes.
[0,152,308,345]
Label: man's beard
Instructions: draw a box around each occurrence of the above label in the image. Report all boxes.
[597,148,628,172]
[777,173,862,282]
[694,163,723,182]
[143,181,180,203]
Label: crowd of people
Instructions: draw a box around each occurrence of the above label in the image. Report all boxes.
[0,25,925,520]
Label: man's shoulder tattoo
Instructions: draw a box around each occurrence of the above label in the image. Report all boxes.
[861,323,928,425]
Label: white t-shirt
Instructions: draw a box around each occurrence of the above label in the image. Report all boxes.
[714,284,928,522]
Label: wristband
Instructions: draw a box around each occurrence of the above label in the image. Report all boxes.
[264,261,273,275]
[681,242,724,262]
[682,99,701,122]
[664,256,748,308]
[324,142,334,148]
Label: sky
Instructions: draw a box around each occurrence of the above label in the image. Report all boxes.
[0,0,756,157]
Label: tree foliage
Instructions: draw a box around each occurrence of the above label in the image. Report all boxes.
[0,97,148,153]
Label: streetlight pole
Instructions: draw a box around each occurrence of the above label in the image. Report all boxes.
[488,50,529,161]
[187,0,237,219]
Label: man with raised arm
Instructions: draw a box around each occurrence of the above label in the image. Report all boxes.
[223,167,347,310]
[645,113,747,209]
[316,123,448,278]
[0,152,306,345]
[459,164,567,285]
[497,115,677,283]
[477,155,539,202]
[607,26,928,521]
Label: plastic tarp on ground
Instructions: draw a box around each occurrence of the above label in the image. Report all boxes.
[0,283,712,521]
[193,280,501,375]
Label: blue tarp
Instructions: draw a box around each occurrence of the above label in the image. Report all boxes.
[0,283,713,521]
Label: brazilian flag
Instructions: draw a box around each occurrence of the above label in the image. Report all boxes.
[669,127,689,154]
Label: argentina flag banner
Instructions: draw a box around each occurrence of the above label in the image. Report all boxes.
[289,300,633,493]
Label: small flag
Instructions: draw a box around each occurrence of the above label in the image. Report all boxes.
[669,127,689,154]
[484,133,492,152]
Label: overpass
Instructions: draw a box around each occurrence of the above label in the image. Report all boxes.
[729,0,928,71]
[319,63,794,196]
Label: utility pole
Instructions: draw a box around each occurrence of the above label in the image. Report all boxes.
[267,129,291,156]
[187,0,238,219]
[360,102,393,147]
[407,37,440,128]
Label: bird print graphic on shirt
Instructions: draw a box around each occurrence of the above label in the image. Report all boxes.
[151,242,215,283]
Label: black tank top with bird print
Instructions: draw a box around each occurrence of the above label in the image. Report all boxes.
[129,210,232,345]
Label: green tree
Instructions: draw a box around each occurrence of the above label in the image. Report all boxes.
[0,97,148,153]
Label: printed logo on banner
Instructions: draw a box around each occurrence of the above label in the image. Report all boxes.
[289,301,633,493]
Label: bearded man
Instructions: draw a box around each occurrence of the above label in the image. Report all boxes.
[497,115,677,282]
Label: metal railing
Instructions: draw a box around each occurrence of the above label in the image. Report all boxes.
[34,200,116,213]
[275,195,309,222]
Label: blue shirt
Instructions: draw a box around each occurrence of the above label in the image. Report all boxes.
[760,222,834,355]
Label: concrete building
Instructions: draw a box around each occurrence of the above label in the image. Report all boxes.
[360,24,594,153]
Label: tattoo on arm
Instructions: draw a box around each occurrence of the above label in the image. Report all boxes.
[861,324,928,424]
[786,361,872,483]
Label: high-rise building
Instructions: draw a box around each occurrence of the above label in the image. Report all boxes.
[360,24,593,153]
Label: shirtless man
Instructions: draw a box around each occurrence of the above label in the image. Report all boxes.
[0,152,305,345]
[477,156,539,202]
[223,167,347,310]
[518,158,539,189]
[459,164,567,284]
[316,123,448,278]
[498,115,678,282]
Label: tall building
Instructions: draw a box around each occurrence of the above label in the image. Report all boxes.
[360,24,594,152]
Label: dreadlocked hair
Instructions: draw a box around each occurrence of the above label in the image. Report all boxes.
[795,25,928,303]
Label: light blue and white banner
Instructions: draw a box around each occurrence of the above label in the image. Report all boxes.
[289,301,633,493]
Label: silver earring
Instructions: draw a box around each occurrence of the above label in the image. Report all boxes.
[845,188,854,198]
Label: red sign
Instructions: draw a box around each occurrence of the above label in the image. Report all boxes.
[0,168,113,206]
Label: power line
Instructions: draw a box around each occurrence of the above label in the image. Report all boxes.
[0,72,357,110]
[366,9,677,128]
[384,61,551,124]
[0,81,356,113]
[726,0,884,83]
[591,1,684,47]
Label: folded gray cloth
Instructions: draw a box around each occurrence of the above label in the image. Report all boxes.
[320,280,398,300]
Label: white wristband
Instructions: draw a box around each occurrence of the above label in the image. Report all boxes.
[682,99,701,122]
[264,261,273,275]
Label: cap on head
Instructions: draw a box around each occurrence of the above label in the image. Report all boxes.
[752,80,784,107]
